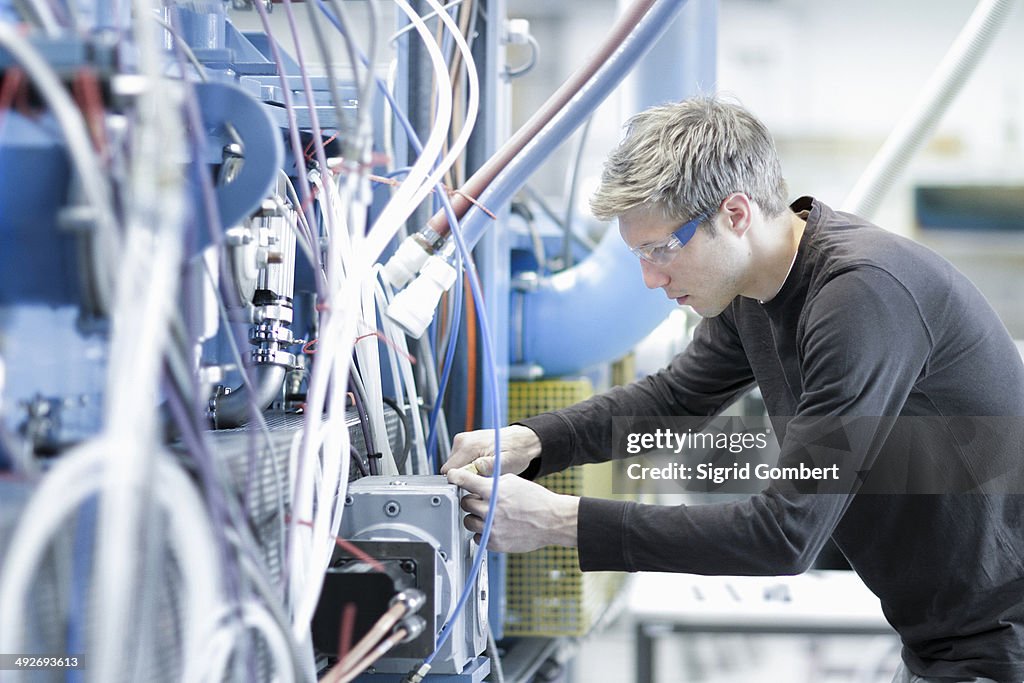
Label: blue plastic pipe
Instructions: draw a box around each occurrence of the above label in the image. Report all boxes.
[516,230,677,376]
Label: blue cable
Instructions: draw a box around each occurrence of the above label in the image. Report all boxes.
[315,4,504,667]
[425,245,462,468]
[380,171,465,472]
[422,196,502,669]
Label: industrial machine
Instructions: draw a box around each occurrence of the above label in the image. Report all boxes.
[0,0,711,680]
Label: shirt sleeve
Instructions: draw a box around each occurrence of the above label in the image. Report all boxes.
[577,267,933,574]
[517,304,756,478]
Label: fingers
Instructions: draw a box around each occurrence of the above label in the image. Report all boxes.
[446,467,492,497]
[471,456,495,476]
[441,431,487,474]
[462,512,485,534]
[460,493,487,516]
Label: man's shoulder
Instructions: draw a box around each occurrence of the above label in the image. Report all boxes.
[802,200,953,296]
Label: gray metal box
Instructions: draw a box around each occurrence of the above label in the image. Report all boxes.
[338,475,488,675]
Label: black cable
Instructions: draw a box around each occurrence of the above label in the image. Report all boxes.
[348,367,379,474]
[349,445,370,477]
[381,395,411,473]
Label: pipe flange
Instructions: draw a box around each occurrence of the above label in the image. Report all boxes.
[251,349,297,367]
[250,322,294,345]
[254,304,293,324]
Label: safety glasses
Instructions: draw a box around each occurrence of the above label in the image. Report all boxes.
[629,211,711,265]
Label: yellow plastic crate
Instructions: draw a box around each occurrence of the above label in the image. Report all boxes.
[504,380,626,637]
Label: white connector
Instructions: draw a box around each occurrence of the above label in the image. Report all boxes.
[505,18,531,45]
[386,255,458,339]
[382,234,433,289]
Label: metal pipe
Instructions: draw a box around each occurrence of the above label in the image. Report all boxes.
[423,0,684,240]
[210,363,287,429]
[457,0,690,249]
[460,0,703,375]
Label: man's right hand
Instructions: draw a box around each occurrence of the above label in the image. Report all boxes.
[440,425,542,477]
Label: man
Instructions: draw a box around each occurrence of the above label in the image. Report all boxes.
[443,98,1024,681]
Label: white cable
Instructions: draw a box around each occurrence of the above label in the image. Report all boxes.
[412,0,480,206]
[389,0,469,42]
[199,601,298,683]
[287,0,466,636]
[375,268,430,474]
[372,273,416,473]
[359,0,453,267]
[393,0,481,212]
[289,177,362,641]
[0,443,224,676]
[357,278,398,474]
[93,0,189,673]
[22,0,62,36]
[324,158,409,477]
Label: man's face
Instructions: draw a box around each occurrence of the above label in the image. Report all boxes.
[618,205,750,318]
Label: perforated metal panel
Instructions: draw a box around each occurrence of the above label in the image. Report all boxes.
[504,380,625,637]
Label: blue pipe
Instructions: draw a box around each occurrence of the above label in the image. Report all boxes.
[518,0,716,376]
[516,230,677,376]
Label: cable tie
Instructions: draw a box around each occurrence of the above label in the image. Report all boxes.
[449,189,497,220]
[366,175,497,220]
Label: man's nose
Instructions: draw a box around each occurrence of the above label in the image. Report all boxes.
[640,259,670,289]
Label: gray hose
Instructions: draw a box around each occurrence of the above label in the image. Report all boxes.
[211,364,288,429]
[842,0,1017,219]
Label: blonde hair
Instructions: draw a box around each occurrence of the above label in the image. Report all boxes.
[590,97,788,226]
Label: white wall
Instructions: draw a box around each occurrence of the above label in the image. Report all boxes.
[718,0,1024,233]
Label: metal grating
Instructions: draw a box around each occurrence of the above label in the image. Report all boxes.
[504,380,626,637]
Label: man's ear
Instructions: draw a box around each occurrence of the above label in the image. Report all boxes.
[719,192,753,236]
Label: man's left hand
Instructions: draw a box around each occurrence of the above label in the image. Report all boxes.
[446,468,579,553]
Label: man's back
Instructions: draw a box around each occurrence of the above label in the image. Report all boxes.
[727,197,1024,677]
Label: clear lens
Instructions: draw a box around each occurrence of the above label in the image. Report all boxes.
[632,236,681,264]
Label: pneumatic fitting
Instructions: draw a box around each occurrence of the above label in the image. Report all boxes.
[386,255,458,339]
[382,230,445,289]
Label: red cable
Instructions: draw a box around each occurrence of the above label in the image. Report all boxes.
[337,603,357,662]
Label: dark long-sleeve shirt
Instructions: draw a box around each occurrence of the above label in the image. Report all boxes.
[519,197,1024,679]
